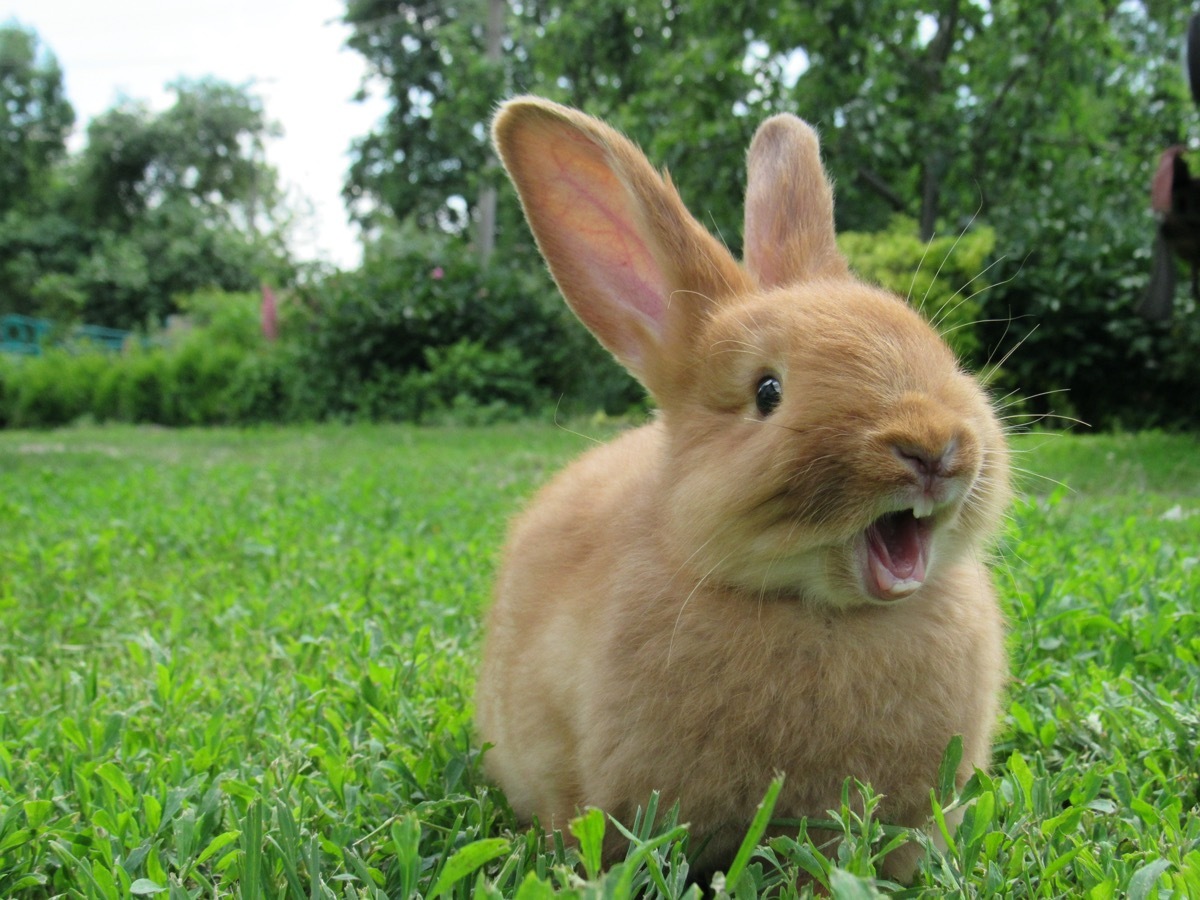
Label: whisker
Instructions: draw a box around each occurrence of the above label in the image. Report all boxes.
[941,313,1034,338]
[1003,413,1090,432]
[931,258,1017,332]
[907,230,936,307]
[993,388,1071,411]
[552,396,604,445]
[930,254,1011,329]
[1009,464,1074,494]
[668,550,734,668]
[919,200,982,314]
[982,323,1039,386]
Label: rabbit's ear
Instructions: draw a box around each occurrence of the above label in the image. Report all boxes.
[744,115,849,289]
[493,97,749,400]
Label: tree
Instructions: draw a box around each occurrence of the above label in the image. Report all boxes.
[342,1,504,234]
[0,22,74,216]
[65,79,291,325]
[1,72,292,327]
[342,0,1200,426]
[343,1,1192,244]
[760,1,1192,239]
[342,0,779,256]
[76,77,283,235]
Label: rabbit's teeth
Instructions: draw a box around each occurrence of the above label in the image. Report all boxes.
[865,510,932,601]
[912,497,935,519]
[869,559,924,599]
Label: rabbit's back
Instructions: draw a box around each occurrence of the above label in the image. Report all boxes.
[476,423,667,821]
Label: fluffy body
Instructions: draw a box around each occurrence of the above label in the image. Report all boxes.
[475,97,1011,880]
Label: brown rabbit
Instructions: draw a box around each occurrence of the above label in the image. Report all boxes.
[475,97,1010,882]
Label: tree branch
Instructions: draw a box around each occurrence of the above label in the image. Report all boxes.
[856,165,911,213]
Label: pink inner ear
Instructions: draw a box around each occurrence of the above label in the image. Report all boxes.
[518,121,671,367]
[557,165,667,329]
[744,115,845,287]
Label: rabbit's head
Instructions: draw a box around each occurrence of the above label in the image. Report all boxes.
[494,98,1010,608]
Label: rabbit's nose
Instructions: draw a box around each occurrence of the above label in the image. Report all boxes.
[893,437,958,481]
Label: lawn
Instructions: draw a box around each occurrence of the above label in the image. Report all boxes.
[0,424,1197,898]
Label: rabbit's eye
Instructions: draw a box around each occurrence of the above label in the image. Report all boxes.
[756,375,783,416]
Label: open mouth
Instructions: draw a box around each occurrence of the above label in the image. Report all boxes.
[864,509,934,601]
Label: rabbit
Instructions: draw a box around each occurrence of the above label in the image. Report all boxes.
[475,96,1011,883]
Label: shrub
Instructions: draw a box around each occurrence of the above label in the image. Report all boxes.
[838,216,995,364]
[291,224,640,421]
[224,343,319,425]
[5,350,111,427]
[168,340,246,425]
[409,339,543,424]
[0,355,11,427]
[974,158,1200,431]
[110,351,173,424]
[175,288,265,350]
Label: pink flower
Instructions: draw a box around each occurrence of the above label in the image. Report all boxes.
[261,283,278,341]
[431,266,445,280]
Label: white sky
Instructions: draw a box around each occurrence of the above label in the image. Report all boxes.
[4,0,390,269]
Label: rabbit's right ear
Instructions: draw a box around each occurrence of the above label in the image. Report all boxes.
[493,97,750,402]
[744,115,849,288]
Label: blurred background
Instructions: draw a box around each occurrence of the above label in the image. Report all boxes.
[1,1,1197,430]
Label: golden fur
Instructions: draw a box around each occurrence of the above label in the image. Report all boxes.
[476,97,1011,881]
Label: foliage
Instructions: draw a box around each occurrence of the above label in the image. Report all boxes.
[0,425,1196,896]
[839,216,995,363]
[175,287,267,350]
[0,292,267,428]
[0,351,110,427]
[74,78,282,234]
[0,23,74,217]
[407,339,542,424]
[0,260,642,427]
[341,1,1200,430]
[341,2,1193,246]
[0,30,292,328]
[341,0,769,247]
[342,0,506,234]
[978,157,1200,430]
[289,223,639,420]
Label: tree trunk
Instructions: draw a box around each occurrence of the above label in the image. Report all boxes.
[476,0,506,266]
[919,152,945,242]
[917,0,960,241]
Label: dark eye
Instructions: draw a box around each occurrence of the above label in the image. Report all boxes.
[755,375,782,416]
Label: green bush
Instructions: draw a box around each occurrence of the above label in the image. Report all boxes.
[167,340,246,425]
[290,224,641,421]
[110,351,173,424]
[91,361,122,422]
[839,216,995,364]
[973,158,1200,431]
[224,345,306,424]
[0,290,274,428]
[408,339,543,424]
[5,350,111,427]
[176,288,265,350]
[164,291,281,424]
[0,355,11,428]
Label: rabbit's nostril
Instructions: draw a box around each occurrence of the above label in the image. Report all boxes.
[893,437,958,478]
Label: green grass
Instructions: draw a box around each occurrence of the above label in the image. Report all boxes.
[0,424,1196,898]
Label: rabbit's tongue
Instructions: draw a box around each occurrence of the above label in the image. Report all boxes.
[866,511,931,600]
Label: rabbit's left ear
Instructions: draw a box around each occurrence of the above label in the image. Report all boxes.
[493,97,750,403]
[744,115,849,289]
